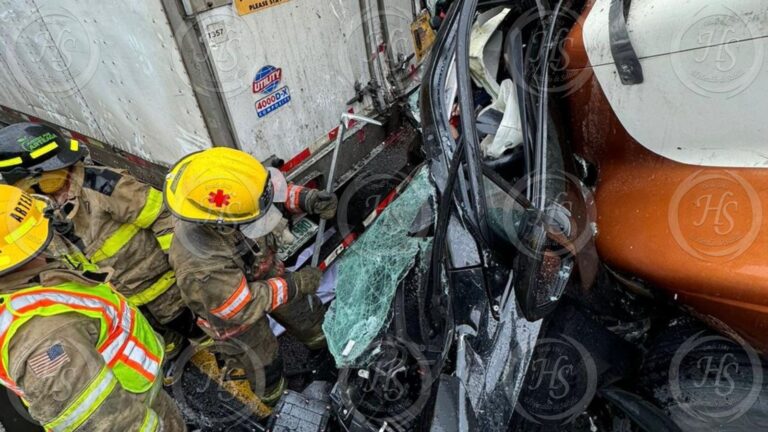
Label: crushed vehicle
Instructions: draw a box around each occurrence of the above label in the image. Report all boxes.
[1,0,768,431]
[317,1,768,431]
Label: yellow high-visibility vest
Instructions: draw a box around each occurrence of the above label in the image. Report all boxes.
[0,282,164,432]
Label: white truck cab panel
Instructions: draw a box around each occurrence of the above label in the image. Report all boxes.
[584,0,768,168]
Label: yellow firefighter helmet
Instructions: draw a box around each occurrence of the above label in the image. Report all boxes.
[164,148,287,232]
[0,185,53,276]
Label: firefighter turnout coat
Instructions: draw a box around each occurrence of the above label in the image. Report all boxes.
[0,263,186,431]
[55,163,184,324]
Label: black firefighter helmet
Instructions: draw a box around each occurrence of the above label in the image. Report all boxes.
[0,122,88,185]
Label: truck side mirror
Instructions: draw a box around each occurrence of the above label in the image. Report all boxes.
[513,207,575,321]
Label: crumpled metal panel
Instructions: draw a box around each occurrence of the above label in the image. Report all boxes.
[0,1,100,136]
[461,298,541,430]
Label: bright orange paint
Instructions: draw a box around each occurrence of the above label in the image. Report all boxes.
[563,3,768,351]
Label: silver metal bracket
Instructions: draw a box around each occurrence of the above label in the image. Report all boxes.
[610,0,644,85]
[181,0,232,16]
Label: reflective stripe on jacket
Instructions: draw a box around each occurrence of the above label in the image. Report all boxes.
[90,188,165,263]
[87,187,176,307]
[0,282,164,425]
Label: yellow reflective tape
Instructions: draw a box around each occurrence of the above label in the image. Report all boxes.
[4,217,37,244]
[0,157,22,168]
[90,188,164,263]
[90,223,140,263]
[135,188,163,229]
[139,409,160,432]
[29,142,58,159]
[45,367,118,432]
[64,252,99,272]
[127,271,176,307]
[147,373,163,404]
[70,139,79,152]
[156,233,173,252]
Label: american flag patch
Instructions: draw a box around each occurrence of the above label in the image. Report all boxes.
[29,343,70,378]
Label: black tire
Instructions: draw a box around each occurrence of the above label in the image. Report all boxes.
[638,317,768,431]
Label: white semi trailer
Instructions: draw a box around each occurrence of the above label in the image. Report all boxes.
[0,0,425,184]
[0,1,431,429]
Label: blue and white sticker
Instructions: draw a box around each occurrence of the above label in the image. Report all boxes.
[253,65,291,118]
[256,86,291,118]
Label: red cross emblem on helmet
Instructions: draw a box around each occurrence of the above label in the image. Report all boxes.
[208,189,230,208]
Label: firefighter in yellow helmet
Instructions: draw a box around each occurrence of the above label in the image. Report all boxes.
[164,147,337,405]
[0,185,186,431]
[0,123,196,357]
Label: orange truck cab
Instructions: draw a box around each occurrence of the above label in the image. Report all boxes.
[564,0,768,351]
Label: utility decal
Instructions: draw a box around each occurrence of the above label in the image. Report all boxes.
[253,65,291,118]
[256,87,291,118]
[253,65,282,94]
[235,0,292,17]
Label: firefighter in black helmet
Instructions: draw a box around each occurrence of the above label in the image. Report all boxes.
[0,122,196,357]
[0,123,88,192]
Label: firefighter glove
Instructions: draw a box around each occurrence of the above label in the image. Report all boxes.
[290,267,323,296]
[306,190,338,220]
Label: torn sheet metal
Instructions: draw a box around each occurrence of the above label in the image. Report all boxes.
[461,283,542,430]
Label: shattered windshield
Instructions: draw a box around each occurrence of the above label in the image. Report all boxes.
[323,167,435,367]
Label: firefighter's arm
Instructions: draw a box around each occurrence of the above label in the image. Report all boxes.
[101,170,171,251]
[150,209,175,253]
[283,183,338,220]
[102,170,165,230]
[10,319,162,432]
[193,265,322,328]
